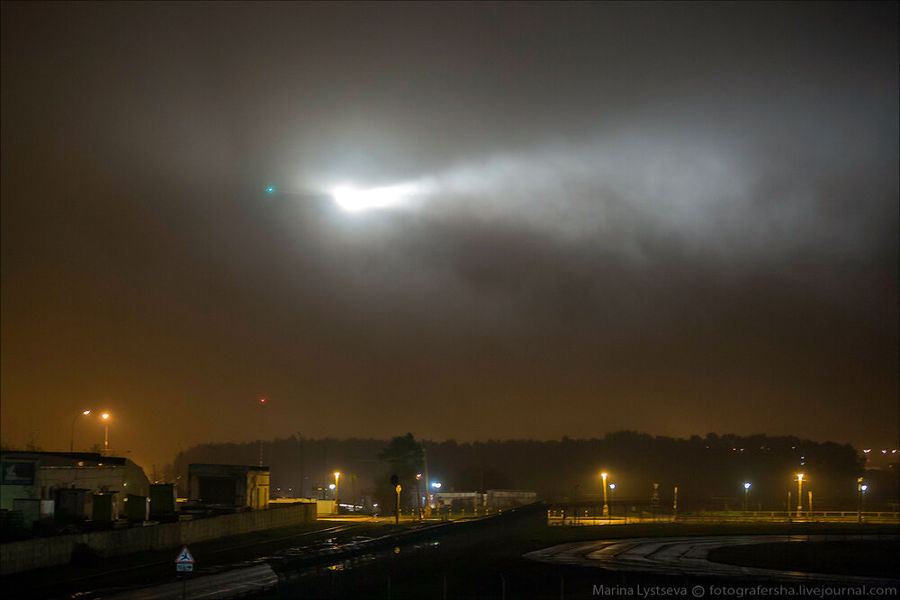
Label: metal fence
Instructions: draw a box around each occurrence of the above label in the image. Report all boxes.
[547,509,900,526]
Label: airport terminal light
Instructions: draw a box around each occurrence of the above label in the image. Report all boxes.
[70,409,92,452]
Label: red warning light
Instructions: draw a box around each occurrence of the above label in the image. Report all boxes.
[259,398,266,404]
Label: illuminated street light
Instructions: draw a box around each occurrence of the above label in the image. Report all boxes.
[257,398,266,467]
[796,473,804,513]
[416,473,423,519]
[70,409,91,452]
[601,472,609,517]
[333,471,341,514]
[101,412,111,452]
[743,482,751,511]
[857,478,868,524]
[431,481,442,489]
[608,483,616,518]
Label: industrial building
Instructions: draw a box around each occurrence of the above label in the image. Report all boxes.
[1,451,150,525]
[433,489,538,511]
[188,464,270,510]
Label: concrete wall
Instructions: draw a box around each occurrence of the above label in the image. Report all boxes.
[1,501,316,576]
[315,499,335,515]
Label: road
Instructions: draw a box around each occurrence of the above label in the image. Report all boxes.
[103,564,278,600]
[525,534,900,585]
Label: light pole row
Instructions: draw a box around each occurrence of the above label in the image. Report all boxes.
[69,409,112,453]
[595,473,866,515]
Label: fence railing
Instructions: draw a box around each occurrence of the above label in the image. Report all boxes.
[546,509,900,526]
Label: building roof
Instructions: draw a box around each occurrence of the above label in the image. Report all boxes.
[0,451,128,466]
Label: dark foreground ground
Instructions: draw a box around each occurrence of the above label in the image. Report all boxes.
[258,521,900,600]
[707,539,900,578]
[3,517,899,599]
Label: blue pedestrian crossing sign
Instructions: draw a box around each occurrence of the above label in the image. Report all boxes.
[175,546,194,572]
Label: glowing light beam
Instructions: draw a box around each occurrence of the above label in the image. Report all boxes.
[331,183,421,212]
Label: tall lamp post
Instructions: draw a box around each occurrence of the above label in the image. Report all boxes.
[258,398,266,467]
[101,412,111,452]
[416,474,423,519]
[601,472,609,517]
[608,483,616,519]
[796,473,804,514]
[743,482,751,511]
[70,410,91,452]
[333,471,341,514]
[857,478,868,524]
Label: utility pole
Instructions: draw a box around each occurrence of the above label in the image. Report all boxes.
[297,432,304,498]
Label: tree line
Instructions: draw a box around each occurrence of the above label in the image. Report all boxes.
[171,432,896,511]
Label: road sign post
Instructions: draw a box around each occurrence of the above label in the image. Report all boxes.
[175,545,194,572]
[174,546,194,600]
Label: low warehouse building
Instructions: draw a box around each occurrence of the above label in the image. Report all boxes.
[1,451,149,520]
[188,464,270,510]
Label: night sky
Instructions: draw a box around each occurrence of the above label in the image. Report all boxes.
[2,2,897,471]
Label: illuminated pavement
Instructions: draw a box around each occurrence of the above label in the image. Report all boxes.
[103,564,278,599]
[524,535,900,585]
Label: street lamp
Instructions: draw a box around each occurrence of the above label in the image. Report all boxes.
[857,478,868,524]
[743,482,751,511]
[600,472,609,517]
[70,410,91,452]
[333,471,341,513]
[796,473,804,513]
[416,474,423,519]
[101,412,111,452]
[258,398,266,467]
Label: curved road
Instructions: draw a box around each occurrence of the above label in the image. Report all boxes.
[524,534,900,585]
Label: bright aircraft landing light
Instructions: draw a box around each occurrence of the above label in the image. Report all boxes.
[331,183,420,212]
